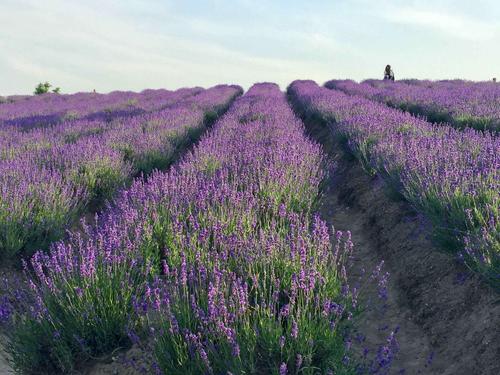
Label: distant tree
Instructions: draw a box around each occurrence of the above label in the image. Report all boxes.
[34,82,61,95]
[34,82,52,95]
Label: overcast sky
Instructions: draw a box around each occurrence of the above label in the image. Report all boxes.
[1,0,499,94]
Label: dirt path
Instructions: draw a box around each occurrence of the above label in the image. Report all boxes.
[0,355,12,374]
[0,263,17,375]
[305,117,500,375]
[0,335,13,374]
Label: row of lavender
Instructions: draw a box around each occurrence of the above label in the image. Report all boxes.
[326,79,500,132]
[0,88,200,161]
[3,83,361,374]
[0,88,202,129]
[0,85,242,258]
[0,95,28,104]
[288,80,499,285]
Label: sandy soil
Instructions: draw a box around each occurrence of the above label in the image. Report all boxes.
[0,348,13,375]
[0,334,13,374]
[0,263,17,375]
[302,113,500,375]
[78,344,149,375]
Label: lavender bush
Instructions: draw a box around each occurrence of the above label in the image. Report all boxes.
[5,83,359,374]
[132,83,356,374]
[0,159,85,256]
[288,80,499,285]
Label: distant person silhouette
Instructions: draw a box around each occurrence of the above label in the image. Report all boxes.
[493,78,497,83]
[384,65,395,81]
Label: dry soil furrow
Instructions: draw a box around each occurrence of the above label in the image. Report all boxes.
[0,335,13,374]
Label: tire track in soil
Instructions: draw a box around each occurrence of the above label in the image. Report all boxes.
[0,264,17,375]
[304,116,500,375]
[0,335,13,374]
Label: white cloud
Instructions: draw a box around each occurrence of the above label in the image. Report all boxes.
[382,6,498,41]
[0,0,350,93]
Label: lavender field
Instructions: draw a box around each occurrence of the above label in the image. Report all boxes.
[326,79,500,132]
[289,80,499,283]
[0,80,499,375]
[0,85,241,258]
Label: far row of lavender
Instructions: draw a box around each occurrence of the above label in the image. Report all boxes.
[0,95,30,104]
[5,83,361,374]
[326,79,500,132]
[288,80,499,285]
[0,87,203,129]
[0,88,202,160]
[0,85,242,259]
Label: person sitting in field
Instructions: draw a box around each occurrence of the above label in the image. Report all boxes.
[383,65,395,81]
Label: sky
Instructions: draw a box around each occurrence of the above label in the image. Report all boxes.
[1,0,499,94]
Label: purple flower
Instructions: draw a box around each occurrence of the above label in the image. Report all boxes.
[279,362,287,375]
[279,335,286,349]
[291,320,299,339]
[296,354,303,369]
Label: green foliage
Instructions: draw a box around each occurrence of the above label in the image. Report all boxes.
[203,110,218,125]
[6,258,152,374]
[395,123,416,135]
[70,160,129,204]
[34,82,61,95]
[455,114,495,132]
[0,181,82,259]
[62,110,79,122]
[34,82,51,95]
